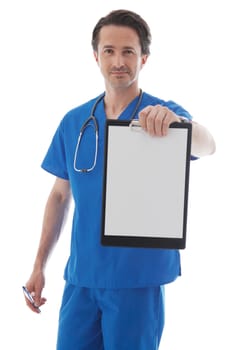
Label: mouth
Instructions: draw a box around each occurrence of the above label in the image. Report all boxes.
[110,71,129,77]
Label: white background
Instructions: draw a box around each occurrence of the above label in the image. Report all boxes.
[0,0,232,349]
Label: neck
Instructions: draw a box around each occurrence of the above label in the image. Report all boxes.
[104,87,141,119]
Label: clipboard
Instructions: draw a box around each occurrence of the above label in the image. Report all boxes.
[101,120,192,249]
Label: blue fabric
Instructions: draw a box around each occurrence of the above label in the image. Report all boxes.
[42,92,193,288]
[56,283,165,350]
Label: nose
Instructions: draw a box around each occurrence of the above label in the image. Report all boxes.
[113,53,125,68]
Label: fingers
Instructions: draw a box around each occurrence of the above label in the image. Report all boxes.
[23,285,47,314]
[139,105,180,136]
[33,291,42,309]
[24,292,41,313]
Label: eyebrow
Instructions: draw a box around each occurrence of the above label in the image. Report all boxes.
[102,45,136,51]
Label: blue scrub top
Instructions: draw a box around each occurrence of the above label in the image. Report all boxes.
[42,92,193,288]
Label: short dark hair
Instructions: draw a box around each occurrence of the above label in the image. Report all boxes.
[91,9,151,55]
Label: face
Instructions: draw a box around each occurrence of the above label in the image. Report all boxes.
[94,25,148,89]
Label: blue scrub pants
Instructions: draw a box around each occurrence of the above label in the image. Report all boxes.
[56,283,165,350]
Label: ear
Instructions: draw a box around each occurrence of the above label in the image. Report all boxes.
[93,51,98,63]
[141,54,148,67]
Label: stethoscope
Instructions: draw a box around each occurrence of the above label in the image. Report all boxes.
[73,89,143,173]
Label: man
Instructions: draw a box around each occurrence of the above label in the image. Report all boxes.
[24,9,215,350]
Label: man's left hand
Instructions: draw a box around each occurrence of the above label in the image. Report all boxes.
[139,105,181,136]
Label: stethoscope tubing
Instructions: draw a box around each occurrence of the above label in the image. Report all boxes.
[73,90,143,172]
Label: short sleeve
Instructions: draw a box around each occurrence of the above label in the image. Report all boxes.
[41,121,69,179]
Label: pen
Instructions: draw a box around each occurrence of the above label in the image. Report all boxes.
[22,286,41,313]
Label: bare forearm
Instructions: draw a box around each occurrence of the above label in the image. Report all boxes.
[191,121,216,157]
[33,186,71,272]
[24,179,71,312]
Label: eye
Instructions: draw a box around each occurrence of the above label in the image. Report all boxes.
[123,49,135,56]
[103,48,114,55]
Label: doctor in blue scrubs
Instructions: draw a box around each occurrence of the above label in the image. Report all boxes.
[24,9,216,350]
